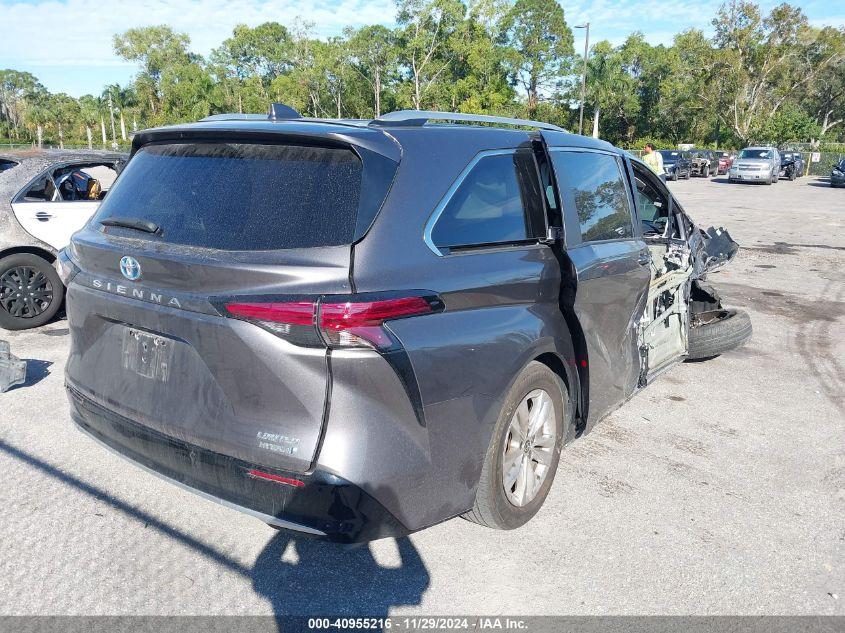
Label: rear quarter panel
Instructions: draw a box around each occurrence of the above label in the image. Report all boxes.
[331,129,579,529]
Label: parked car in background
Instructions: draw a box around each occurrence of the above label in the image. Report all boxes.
[831,159,845,188]
[779,152,804,180]
[62,106,749,543]
[728,147,781,185]
[0,149,125,330]
[717,151,734,174]
[690,150,719,178]
[659,150,692,181]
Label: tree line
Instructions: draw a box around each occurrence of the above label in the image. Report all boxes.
[1,0,843,150]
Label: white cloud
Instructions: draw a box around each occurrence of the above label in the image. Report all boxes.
[0,0,396,67]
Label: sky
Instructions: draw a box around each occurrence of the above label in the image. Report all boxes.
[0,0,842,97]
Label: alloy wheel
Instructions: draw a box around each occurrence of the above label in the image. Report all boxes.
[501,389,557,507]
[0,266,54,319]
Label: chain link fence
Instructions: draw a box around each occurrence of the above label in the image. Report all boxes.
[1,141,131,151]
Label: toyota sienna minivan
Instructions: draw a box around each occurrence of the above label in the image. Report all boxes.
[61,106,750,542]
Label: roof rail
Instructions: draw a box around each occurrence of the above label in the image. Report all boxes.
[370,110,566,132]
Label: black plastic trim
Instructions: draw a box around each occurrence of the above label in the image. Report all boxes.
[67,385,410,543]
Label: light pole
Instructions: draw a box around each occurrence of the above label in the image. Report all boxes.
[574,23,590,136]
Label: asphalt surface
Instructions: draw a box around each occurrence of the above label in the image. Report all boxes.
[0,175,843,616]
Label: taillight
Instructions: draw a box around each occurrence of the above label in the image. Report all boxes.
[224,300,320,346]
[220,293,443,350]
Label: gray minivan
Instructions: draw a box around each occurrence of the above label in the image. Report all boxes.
[60,107,751,542]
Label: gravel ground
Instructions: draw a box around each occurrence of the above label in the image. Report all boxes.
[0,174,842,617]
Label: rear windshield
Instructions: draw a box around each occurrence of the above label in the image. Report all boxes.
[94,142,363,251]
[658,151,680,159]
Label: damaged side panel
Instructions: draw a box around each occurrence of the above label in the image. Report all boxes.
[692,226,739,275]
[636,240,694,384]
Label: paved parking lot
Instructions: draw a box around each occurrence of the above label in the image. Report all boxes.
[0,175,842,617]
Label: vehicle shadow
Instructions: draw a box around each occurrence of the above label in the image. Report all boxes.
[252,532,430,623]
[0,437,431,622]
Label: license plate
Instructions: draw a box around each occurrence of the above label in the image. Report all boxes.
[122,329,172,381]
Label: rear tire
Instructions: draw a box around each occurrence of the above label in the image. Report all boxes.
[0,253,64,331]
[687,309,752,360]
[463,361,567,530]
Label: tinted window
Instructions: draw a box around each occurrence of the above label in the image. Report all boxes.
[431,153,530,249]
[551,152,634,243]
[95,143,362,251]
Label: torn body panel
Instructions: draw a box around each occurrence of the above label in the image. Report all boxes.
[693,226,739,276]
[636,240,694,384]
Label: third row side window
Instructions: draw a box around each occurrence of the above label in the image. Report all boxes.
[550,152,634,243]
[431,153,530,250]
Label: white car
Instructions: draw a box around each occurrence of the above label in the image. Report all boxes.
[0,150,126,330]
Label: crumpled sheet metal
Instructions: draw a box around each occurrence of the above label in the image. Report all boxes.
[0,340,27,392]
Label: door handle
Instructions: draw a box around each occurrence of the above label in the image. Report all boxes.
[637,252,651,266]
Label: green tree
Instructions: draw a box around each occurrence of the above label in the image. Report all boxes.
[211,22,292,113]
[78,95,104,148]
[710,1,844,144]
[499,0,574,116]
[0,70,45,141]
[755,102,821,144]
[49,93,80,148]
[113,25,193,118]
[584,41,637,141]
[396,0,466,110]
[347,25,400,116]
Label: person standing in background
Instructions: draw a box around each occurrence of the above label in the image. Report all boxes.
[643,143,665,182]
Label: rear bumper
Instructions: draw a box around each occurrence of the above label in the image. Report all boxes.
[67,385,410,543]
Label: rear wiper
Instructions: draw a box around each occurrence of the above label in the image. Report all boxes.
[100,217,162,235]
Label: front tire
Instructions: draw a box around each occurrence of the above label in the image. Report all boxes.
[464,361,567,530]
[0,253,64,331]
[687,309,752,360]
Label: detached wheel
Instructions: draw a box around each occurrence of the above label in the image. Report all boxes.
[687,309,752,360]
[464,361,566,530]
[0,253,64,331]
